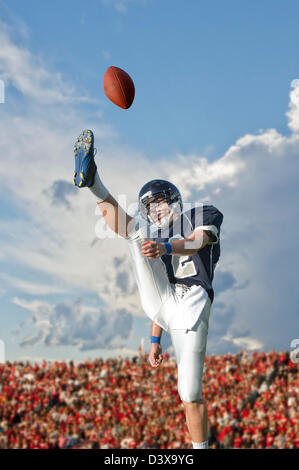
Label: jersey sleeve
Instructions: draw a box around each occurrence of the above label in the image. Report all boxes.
[191,205,223,244]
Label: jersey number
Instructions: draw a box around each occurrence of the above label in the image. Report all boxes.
[171,256,197,279]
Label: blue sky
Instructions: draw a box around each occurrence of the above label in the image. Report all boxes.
[0,0,299,363]
[2,0,298,157]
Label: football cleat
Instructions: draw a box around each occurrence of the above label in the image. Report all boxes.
[73,129,97,188]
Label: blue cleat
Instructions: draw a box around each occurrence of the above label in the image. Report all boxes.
[73,129,97,187]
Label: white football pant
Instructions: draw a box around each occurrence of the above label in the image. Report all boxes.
[126,221,211,402]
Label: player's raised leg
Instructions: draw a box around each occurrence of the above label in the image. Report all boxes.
[73,129,135,238]
[73,129,175,327]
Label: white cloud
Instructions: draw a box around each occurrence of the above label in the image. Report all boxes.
[166,82,299,354]
[286,79,299,133]
[0,273,67,296]
[12,297,133,351]
[0,23,92,104]
[223,333,263,351]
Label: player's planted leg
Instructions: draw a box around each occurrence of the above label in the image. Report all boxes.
[183,399,209,448]
[170,303,211,449]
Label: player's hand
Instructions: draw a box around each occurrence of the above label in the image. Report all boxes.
[141,241,166,259]
[148,343,163,368]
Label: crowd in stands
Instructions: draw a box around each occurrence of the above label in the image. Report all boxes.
[0,349,297,449]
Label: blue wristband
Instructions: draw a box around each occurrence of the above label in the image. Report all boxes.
[164,242,172,254]
[151,336,161,344]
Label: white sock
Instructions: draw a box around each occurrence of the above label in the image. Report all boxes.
[89,172,109,202]
[192,440,209,449]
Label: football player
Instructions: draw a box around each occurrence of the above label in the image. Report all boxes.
[73,130,223,449]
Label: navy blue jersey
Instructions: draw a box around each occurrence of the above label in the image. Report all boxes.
[152,205,223,303]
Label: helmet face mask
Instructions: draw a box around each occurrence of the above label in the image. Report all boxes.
[146,197,175,229]
[138,180,183,229]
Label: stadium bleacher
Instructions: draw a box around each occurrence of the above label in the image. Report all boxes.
[0,350,297,449]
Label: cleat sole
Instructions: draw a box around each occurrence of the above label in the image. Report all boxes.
[73,129,97,188]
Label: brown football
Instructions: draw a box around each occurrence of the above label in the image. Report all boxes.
[103,66,135,109]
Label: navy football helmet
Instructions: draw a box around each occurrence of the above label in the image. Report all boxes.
[138,179,183,229]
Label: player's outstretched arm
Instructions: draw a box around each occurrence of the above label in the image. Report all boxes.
[141,229,212,259]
